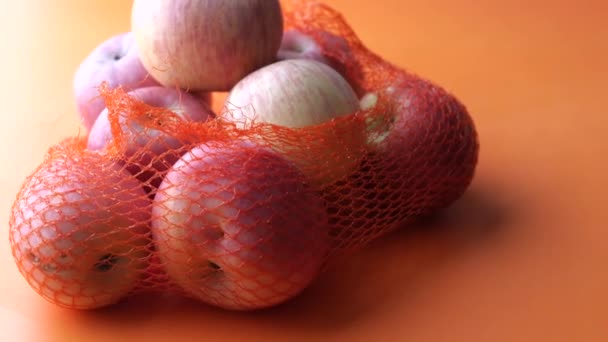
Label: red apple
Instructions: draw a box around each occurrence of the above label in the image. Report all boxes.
[9,146,151,309]
[131,0,283,91]
[74,32,160,131]
[376,80,478,210]
[87,86,215,190]
[224,59,364,187]
[151,140,330,310]
[363,79,478,209]
[324,78,479,250]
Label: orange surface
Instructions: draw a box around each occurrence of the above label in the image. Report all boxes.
[1,0,607,341]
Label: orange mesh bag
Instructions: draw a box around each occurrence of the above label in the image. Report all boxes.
[8,0,479,311]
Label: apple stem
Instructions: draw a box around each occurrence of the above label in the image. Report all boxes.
[94,253,120,272]
[208,261,221,271]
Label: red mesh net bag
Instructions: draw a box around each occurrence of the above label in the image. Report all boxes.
[8,0,478,311]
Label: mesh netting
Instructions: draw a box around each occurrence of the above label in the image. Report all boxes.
[8,0,478,310]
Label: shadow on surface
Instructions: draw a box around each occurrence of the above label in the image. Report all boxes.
[68,182,513,335]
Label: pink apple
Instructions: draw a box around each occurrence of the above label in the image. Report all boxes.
[9,146,151,310]
[278,29,334,66]
[277,29,353,76]
[224,59,364,187]
[151,140,330,310]
[131,0,284,91]
[87,86,215,190]
[74,32,160,131]
[193,91,213,109]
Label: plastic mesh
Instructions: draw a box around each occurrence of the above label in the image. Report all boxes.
[9,0,478,310]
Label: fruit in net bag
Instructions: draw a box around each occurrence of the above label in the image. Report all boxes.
[325,77,479,250]
[364,77,478,208]
[224,59,364,188]
[74,32,159,131]
[8,0,479,311]
[131,0,284,91]
[151,140,330,310]
[87,86,215,190]
[9,142,151,309]
[277,29,354,77]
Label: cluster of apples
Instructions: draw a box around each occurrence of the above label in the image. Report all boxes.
[10,0,368,311]
[9,0,479,311]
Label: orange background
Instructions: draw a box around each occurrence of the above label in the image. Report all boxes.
[1,0,607,341]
